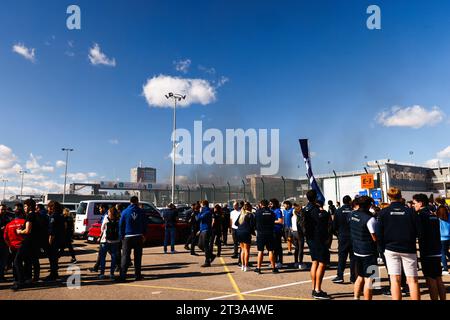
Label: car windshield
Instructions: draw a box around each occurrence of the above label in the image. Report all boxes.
[76,203,87,215]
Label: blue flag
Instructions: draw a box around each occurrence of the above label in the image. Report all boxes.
[299,139,325,203]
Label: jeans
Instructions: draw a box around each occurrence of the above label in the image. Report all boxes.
[292,231,305,264]
[209,230,222,257]
[120,236,143,279]
[198,230,213,263]
[273,231,283,264]
[48,244,60,278]
[441,240,450,271]
[0,242,9,278]
[164,226,176,252]
[14,241,32,283]
[99,242,119,275]
[336,237,356,281]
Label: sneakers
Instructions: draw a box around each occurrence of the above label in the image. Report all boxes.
[171,250,176,254]
[71,258,78,264]
[201,263,211,268]
[184,245,190,250]
[294,263,299,269]
[135,275,144,281]
[313,290,331,300]
[98,274,106,280]
[44,275,58,282]
[377,257,384,265]
[442,270,449,276]
[331,276,344,284]
[299,263,308,270]
[254,268,261,274]
[109,274,115,280]
[11,282,22,291]
[89,267,98,273]
[190,252,199,256]
[272,268,279,273]
[382,288,391,296]
[210,254,217,264]
[243,266,248,272]
[275,262,283,269]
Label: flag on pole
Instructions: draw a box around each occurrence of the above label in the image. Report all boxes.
[299,139,325,203]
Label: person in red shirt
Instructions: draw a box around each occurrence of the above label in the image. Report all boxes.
[4,212,25,286]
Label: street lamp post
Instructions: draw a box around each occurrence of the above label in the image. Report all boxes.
[61,148,74,204]
[241,179,246,202]
[165,92,186,204]
[281,176,286,201]
[1,178,7,202]
[19,170,28,201]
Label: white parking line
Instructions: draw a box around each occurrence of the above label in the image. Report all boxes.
[206,273,350,300]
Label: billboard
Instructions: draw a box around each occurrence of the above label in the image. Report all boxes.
[386,163,430,192]
[100,181,153,190]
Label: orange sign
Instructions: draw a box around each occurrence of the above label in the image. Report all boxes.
[361,174,374,189]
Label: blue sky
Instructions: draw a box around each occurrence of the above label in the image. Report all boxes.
[1,0,450,196]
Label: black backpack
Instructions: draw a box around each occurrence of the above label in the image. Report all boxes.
[105,218,119,241]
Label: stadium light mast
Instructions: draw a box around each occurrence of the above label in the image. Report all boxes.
[165,92,186,204]
[18,170,28,201]
[1,178,8,202]
[61,148,74,204]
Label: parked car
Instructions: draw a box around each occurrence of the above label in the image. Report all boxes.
[75,200,159,239]
[86,212,190,245]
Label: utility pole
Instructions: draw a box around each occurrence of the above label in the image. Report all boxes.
[165,92,186,204]
[62,148,74,204]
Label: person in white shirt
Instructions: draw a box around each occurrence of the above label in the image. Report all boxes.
[98,207,120,280]
[230,201,243,261]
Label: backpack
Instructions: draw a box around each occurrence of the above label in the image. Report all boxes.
[105,218,119,241]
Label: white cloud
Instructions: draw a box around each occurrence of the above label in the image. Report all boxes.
[12,43,36,62]
[425,159,441,168]
[142,75,216,108]
[437,146,450,159]
[198,65,216,75]
[26,153,54,173]
[217,76,229,87]
[108,139,119,145]
[56,160,66,168]
[0,145,17,170]
[88,43,116,67]
[174,59,191,73]
[376,105,445,129]
[63,172,97,181]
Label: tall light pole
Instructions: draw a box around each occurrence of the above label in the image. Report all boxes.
[165,92,186,204]
[1,178,7,202]
[62,148,74,204]
[19,170,28,201]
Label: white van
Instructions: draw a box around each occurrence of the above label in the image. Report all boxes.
[74,200,159,238]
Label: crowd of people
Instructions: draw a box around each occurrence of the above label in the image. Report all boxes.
[180,187,450,300]
[0,199,75,290]
[1,189,449,301]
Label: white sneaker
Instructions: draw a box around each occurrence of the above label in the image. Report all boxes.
[241,265,244,271]
[243,266,248,272]
[294,263,299,269]
[377,258,384,265]
[442,270,449,276]
[299,263,308,270]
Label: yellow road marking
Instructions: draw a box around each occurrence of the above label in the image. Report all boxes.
[219,257,244,300]
[118,283,310,300]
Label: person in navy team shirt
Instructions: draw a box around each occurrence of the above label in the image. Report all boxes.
[413,193,446,300]
[197,200,215,267]
[270,199,284,269]
[117,196,147,282]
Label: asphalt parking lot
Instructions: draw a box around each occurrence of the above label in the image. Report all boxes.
[1,238,449,300]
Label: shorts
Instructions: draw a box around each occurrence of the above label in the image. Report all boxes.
[284,228,292,240]
[354,255,378,278]
[384,249,418,277]
[307,240,330,264]
[236,231,251,245]
[421,256,442,279]
[257,234,274,251]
